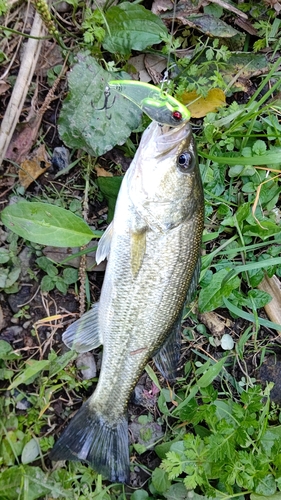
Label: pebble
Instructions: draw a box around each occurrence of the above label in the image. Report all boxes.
[18,247,33,281]
[76,352,97,380]
[51,147,70,171]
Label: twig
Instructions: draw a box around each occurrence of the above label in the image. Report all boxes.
[207,0,248,19]
[0,9,45,166]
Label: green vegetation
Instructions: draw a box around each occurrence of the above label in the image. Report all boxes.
[1,0,281,498]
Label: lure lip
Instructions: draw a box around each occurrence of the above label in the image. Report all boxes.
[108,79,191,126]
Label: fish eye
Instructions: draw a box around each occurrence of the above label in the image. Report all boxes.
[177,151,195,173]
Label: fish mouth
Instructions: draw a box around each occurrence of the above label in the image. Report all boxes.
[151,120,191,156]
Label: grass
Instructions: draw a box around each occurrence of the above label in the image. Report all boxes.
[0,0,281,498]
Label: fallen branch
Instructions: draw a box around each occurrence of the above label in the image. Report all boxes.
[0,8,45,167]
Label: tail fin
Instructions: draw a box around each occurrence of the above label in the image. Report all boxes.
[50,400,130,483]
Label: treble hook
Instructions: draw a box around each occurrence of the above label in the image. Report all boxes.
[92,85,116,120]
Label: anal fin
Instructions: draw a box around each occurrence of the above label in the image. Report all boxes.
[62,302,102,353]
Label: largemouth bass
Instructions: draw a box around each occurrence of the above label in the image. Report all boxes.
[50,119,204,483]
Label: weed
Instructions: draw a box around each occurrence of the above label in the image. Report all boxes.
[0,0,7,16]
[36,256,78,294]
[0,233,21,294]
[161,384,281,497]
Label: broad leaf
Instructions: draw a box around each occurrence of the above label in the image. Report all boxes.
[21,439,40,464]
[58,53,142,156]
[103,3,168,55]
[198,269,240,312]
[97,176,123,222]
[1,202,95,247]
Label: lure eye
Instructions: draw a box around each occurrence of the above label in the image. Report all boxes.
[177,152,194,172]
[172,110,182,121]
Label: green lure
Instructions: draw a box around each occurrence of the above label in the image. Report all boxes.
[108,80,190,127]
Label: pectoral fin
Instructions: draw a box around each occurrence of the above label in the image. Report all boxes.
[62,303,102,353]
[96,222,114,264]
[130,231,146,277]
[153,313,182,382]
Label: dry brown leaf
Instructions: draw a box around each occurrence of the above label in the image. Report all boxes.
[95,165,113,177]
[258,274,281,334]
[0,82,10,95]
[6,108,42,164]
[198,311,233,337]
[128,54,166,83]
[151,0,173,15]
[179,88,226,118]
[19,144,51,188]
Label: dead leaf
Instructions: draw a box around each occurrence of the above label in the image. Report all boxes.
[6,108,42,164]
[185,14,239,37]
[144,54,167,84]
[263,0,281,14]
[179,88,226,118]
[151,0,173,15]
[160,0,199,21]
[95,165,113,177]
[128,54,166,83]
[19,144,51,188]
[258,274,281,335]
[0,82,10,95]
[198,311,233,337]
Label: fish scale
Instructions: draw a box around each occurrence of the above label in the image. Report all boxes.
[50,119,204,483]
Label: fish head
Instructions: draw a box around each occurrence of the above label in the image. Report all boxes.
[128,121,203,232]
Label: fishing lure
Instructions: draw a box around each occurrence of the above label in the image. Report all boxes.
[108,80,191,127]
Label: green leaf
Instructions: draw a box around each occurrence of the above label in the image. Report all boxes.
[243,221,281,240]
[255,474,276,496]
[131,490,149,500]
[62,267,78,284]
[0,248,10,263]
[133,443,147,454]
[200,150,281,165]
[41,275,55,292]
[198,269,240,312]
[224,298,281,331]
[97,176,123,222]
[0,465,73,500]
[197,356,226,388]
[21,438,40,464]
[0,340,20,361]
[58,53,141,157]
[103,3,168,55]
[252,140,267,155]
[248,289,271,308]
[164,483,190,500]
[151,468,171,494]
[251,494,281,500]
[1,202,95,247]
[55,278,68,295]
[9,360,50,389]
[48,350,77,377]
